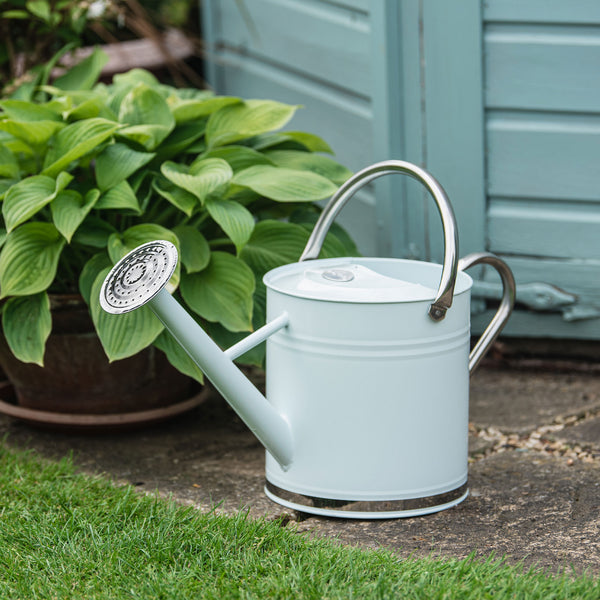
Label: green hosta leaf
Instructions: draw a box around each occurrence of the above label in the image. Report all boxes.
[42,118,121,177]
[172,225,210,274]
[116,124,173,151]
[72,216,116,248]
[183,138,207,155]
[95,180,141,213]
[154,121,207,161]
[95,142,155,191]
[63,97,113,122]
[0,10,29,19]
[199,145,274,173]
[2,292,51,366]
[26,1,52,22]
[1,134,33,155]
[0,119,64,147]
[53,47,108,91]
[40,97,68,115]
[160,158,232,204]
[40,86,103,104]
[79,252,112,305]
[107,223,179,263]
[0,180,17,199]
[206,322,265,367]
[41,88,116,121]
[0,100,61,121]
[316,228,350,258]
[117,83,175,150]
[3,172,73,232]
[249,131,334,153]
[206,100,298,148]
[233,165,338,202]
[0,223,65,298]
[154,330,204,384]
[180,252,255,332]
[112,69,161,89]
[152,175,197,217]
[205,285,267,367]
[171,96,241,124]
[51,188,100,242]
[119,83,174,128]
[240,220,309,277]
[107,224,181,289]
[90,268,164,361]
[172,88,213,101]
[0,144,19,178]
[291,208,360,257]
[205,197,254,254]
[264,150,352,185]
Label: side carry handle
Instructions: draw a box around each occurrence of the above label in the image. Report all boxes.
[459,252,516,374]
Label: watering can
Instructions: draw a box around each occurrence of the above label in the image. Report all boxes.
[100,160,516,519]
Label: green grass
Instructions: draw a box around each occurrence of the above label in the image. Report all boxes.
[0,445,598,599]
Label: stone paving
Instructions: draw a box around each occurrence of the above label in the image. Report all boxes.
[1,365,599,575]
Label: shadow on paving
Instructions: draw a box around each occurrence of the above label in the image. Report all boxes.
[1,366,599,576]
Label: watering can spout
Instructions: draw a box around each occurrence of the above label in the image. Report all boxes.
[99,242,294,469]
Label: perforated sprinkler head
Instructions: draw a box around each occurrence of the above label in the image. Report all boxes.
[99,240,178,314]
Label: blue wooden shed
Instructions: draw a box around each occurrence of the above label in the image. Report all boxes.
[201,0,600,340]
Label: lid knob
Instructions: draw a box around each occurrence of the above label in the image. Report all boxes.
[322,269,355,282]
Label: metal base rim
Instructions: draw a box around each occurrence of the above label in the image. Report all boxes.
[265,481,469,519]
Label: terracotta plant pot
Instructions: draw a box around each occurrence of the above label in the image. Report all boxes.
[0,296,207,429]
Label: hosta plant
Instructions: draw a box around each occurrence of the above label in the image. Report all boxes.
[0,49,355,383]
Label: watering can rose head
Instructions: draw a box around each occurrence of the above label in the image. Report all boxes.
[0,48,356,376]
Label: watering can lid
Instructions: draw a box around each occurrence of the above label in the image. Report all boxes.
[264,260,437,303]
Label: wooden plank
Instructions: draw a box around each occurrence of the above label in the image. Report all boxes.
[394,2,429,261]
[321,0,368,12]
[370,1,416,258]
[488,199,600,259]
[484,0,600,25]
[421,0,487,261]
[485,24,600,112]
[214,0,371,96]
[472,309,600,339]
[487,256,600,297]
[486,111,600,201]
[200,0,219,89]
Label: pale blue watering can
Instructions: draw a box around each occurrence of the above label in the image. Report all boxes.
[100,160,516,519]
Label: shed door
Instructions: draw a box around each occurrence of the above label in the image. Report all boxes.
[404,0,600,339]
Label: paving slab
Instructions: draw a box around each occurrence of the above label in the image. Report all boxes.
[294,452,600,575]
[555,416,600,460]
[470,369,600,433]
[1,366,599,575]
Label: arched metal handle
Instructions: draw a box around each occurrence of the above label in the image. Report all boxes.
[458,252,516,374]
[299,160,459,321]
